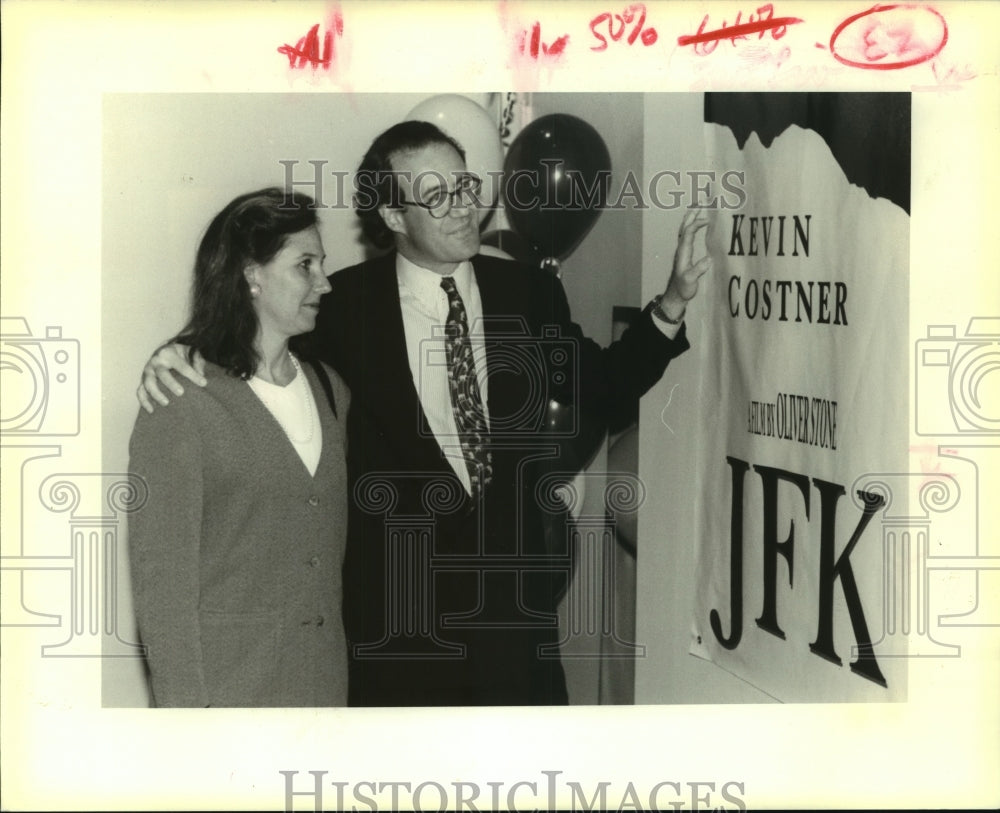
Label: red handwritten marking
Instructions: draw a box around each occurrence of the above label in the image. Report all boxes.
[278,14,344,69]
[931,60,976,85]
[829,4,947,70]
[678,4,803,53]
[590,3,658,51]
[518,22,569,58]
[909,443,957,485]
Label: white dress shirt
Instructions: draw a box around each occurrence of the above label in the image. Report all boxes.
[395,252,682,493]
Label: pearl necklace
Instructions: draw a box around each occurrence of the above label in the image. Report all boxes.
[247,354,315,444]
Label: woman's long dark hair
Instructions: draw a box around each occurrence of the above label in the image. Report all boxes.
[172,187,318,379]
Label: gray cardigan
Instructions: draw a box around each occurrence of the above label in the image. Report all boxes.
[128,359,349,707]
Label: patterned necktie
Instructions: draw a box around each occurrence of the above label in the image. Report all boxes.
[440,276,493,500]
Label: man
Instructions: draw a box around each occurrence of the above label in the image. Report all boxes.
[139,120,711,706]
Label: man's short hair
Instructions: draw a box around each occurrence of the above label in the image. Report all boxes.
[354,120,466,249]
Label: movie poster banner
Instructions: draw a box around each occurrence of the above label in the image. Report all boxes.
[690,94,911,702]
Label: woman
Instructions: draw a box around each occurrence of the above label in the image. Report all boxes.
[128,188,349,707]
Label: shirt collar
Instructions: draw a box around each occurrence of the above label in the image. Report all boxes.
[396,252,474,307]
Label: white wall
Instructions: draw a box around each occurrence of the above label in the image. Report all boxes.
[635,93,769,704]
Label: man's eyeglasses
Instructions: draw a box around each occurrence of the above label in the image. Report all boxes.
[396,173,482,219]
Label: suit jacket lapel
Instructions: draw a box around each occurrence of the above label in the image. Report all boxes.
[473,256,524,426]
[362,252,453,476]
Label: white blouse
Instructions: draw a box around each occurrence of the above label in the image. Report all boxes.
[246,357,322,476]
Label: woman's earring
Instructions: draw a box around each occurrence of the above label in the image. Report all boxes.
[249,284,261,297]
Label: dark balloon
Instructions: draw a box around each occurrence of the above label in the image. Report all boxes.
[502,114,612,263]
[480,228,540,267]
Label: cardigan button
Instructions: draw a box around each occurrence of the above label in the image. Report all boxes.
[307,495,319,507]
[308,556,320,567]
[315,615,325,627]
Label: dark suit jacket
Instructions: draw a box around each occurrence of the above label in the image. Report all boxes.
[311,251,688,706]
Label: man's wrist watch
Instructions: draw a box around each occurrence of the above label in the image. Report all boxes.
[651,293,685,325]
